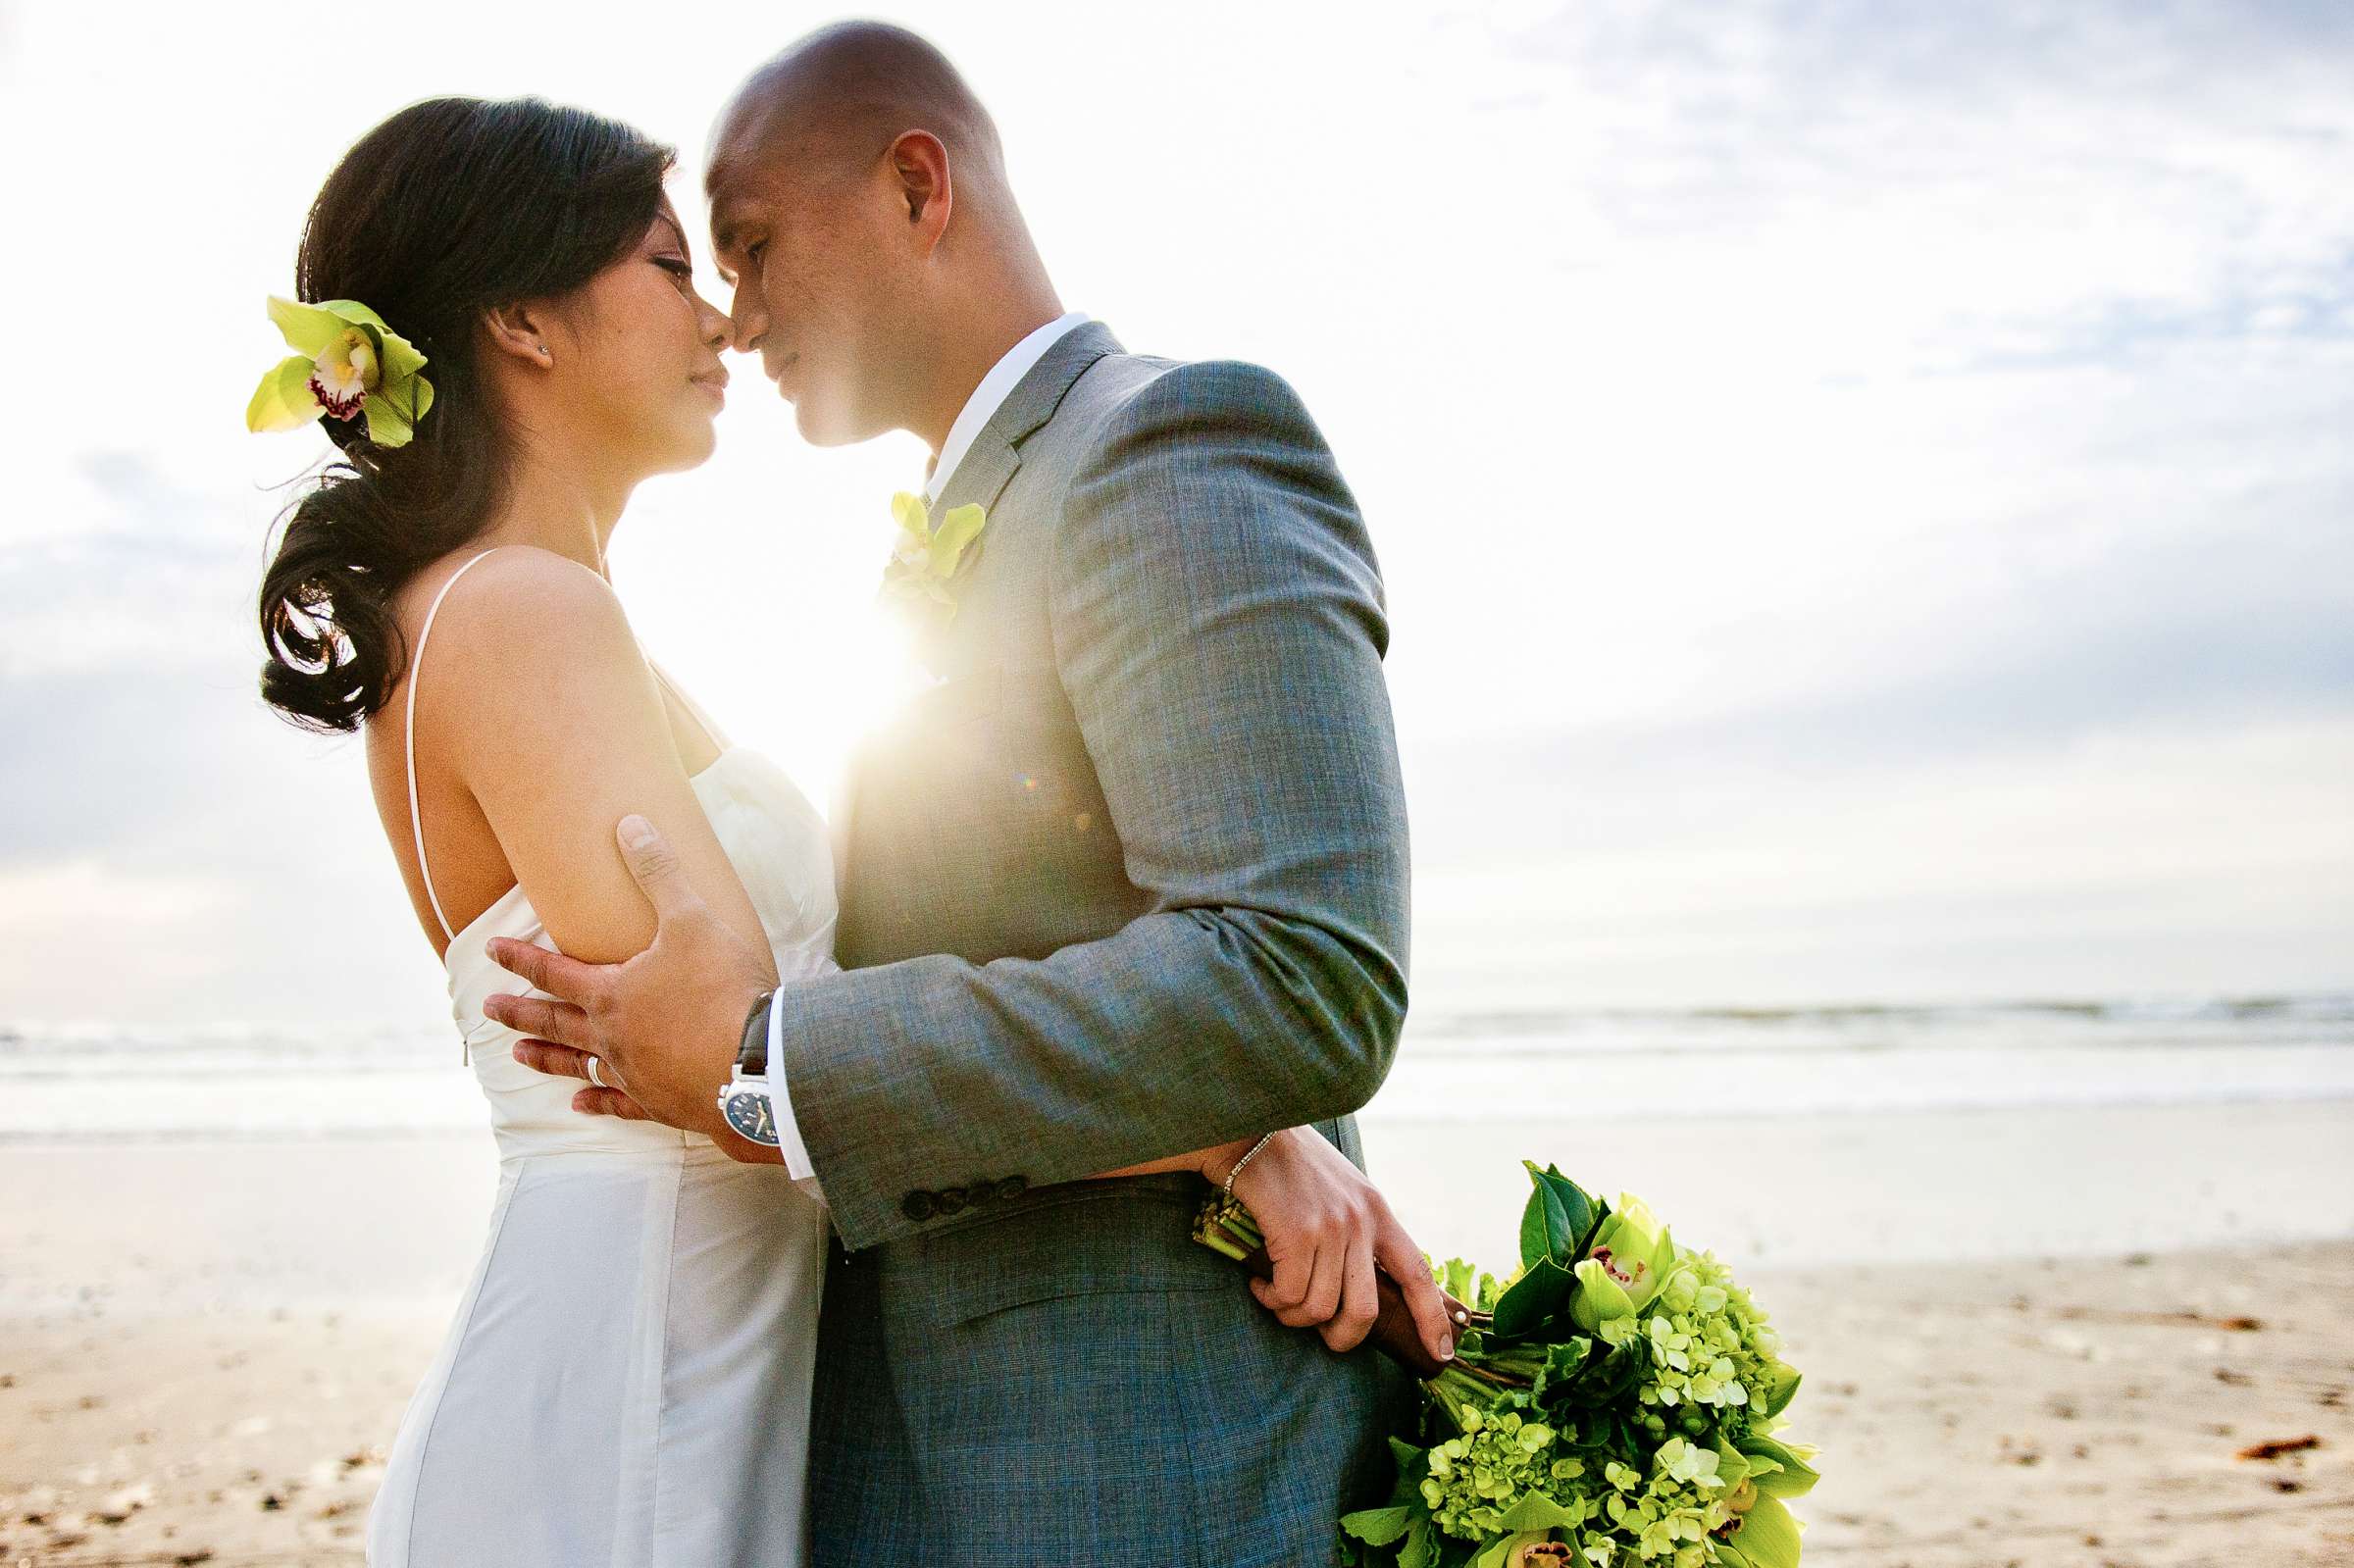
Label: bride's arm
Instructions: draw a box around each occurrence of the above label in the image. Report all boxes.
[430,549,773,1141]
[435,550,766,963]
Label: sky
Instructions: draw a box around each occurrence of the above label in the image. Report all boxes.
[0,0,2347,1030]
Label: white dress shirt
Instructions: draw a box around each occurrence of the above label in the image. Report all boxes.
[762,309,1092,1201]
[927,311,1092,504]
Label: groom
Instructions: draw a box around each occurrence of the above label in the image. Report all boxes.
[487,22,1420,1563]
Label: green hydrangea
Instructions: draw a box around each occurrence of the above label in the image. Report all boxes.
[1268,1166,1816,1568]
[1420,1403,1585,1541]
[1632,1251,1789,1430]
[1575,1437,1734,1565]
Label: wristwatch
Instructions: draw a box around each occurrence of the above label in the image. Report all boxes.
[715,994,782,1146]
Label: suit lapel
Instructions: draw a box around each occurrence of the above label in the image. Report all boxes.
[934,433,1022,525]
[933,321,1123,521]
[844,322,1125,901]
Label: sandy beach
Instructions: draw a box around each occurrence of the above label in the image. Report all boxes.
[3,1123,2351,1566]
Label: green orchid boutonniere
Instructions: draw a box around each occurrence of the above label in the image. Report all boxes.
[245,296,435,449]
[880,490,989,621]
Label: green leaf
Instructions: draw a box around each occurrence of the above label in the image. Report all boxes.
[1553,1336,1646,1407]
[1725,1493,1803,1568]
[1494,1491,1582,1534]
[246,355,322,433]
[1518,1164,1571,1269]
[1491,1256,1575,1340]
[1543,1337,1595,1375]
[1398,1516,1438,1568]
[1532,1164,1598,1259]
[1343,1505,1415,1546]
[1433,1530,1481,1568]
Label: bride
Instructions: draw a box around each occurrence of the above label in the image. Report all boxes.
[251,95,1446,1567]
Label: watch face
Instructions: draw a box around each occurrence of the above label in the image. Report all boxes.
[723,1087,781,1146]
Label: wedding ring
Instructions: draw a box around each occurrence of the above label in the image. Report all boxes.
[585,1055,605,1088]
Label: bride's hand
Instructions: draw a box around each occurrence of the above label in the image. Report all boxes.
[1207,1129,1457,1363]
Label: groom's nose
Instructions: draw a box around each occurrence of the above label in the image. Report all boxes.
[728,290,769,356]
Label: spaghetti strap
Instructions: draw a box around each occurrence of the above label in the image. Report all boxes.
[406,549,505,944]
[646,657,726,757]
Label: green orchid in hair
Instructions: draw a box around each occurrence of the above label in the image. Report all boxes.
[246,296,435,448]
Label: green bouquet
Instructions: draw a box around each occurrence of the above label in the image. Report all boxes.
[1196,1163,1817,1568]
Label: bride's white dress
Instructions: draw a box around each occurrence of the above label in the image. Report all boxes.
[367,551,836,1567]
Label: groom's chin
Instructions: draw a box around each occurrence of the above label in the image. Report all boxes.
[789,397,883,449]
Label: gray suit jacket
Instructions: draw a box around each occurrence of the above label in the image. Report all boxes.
[771,321,1410,1249]
[786,323,1416,1564]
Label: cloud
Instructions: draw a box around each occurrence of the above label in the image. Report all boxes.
[1448,0,2354,382]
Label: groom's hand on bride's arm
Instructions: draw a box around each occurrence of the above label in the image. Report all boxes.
[483,815,781,1162]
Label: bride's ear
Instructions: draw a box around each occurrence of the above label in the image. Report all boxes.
[483,301,558,370]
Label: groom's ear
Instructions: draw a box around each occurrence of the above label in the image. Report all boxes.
[885,129,952,250]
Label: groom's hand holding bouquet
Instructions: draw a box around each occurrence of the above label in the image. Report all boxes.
[1190,1127,1466,1359]
[1201,1163,1818,1568]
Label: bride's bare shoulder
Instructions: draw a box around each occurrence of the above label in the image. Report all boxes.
[392,546,635,681]
[396,543,619,633]
[386,545,660,775]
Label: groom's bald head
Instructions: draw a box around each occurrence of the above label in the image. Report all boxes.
[708,23,1010,214]
[703,22,1056,449]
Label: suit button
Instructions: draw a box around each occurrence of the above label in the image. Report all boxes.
[994,1176,1029,1203]
[966,1180,999,1207]
[936,1188,968,1217]
[901,1190,938,1222]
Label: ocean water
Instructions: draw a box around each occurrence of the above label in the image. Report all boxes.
[2,991,2348,1142]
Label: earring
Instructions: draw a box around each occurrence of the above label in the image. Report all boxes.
[536,346,551,362]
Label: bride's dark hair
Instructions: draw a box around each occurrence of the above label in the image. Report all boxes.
[258,97,675,733]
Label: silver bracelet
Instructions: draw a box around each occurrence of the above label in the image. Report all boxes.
[1222,1131,1279,1196]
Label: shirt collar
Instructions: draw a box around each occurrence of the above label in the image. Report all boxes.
[925,311,1092,506]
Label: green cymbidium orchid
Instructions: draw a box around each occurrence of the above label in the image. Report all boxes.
[247,297,434,448]
[1568,1257,1636,1334]
[1586,1193,1677,1313]
[1566,1191,1676,1336]
[1735,1434,1819,1499]
[1471,1530,1566,1568]
[1714,1491,1803,1568]
[880,490,989,620]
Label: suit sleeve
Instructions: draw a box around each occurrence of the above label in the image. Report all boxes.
[765,360,1411,1249]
